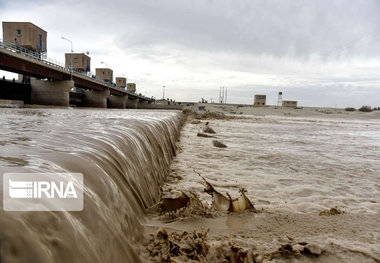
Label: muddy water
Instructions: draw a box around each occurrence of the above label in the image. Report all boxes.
[170,116,380,214]
[0,108,181,263]
[159,115,380,261]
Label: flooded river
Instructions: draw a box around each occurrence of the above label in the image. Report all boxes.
[0,108,181,263]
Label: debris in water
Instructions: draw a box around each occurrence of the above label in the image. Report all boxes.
[191,120,202,124]
[227,188,257,213]
[195,170,257,213]
[212,140,227,148]
[197,132,216,138]
[160,192,190,217]
[202,122,216,134]
[145,228,257,263]
[319,207,345,216]
[265,241,325,261]
[198,172,231,212]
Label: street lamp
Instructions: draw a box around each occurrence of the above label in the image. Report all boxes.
[61,36,73,80]
[163,85,165,100]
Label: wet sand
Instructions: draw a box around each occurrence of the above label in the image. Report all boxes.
[145,105,380,262]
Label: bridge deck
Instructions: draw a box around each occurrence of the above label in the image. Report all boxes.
[0,42,151,101]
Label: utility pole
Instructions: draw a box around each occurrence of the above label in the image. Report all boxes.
[225,87,227,104]
[163,86,165,100]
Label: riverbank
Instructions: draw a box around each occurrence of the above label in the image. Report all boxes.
[144,107,380,262]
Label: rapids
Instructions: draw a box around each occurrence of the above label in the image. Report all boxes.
[0,108,182,262]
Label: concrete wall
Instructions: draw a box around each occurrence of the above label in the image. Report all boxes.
[282,101,297,107]
[81,89,110,108]
[0,79,31,103]
[30,79,73,106]
[125,97,138,109]
[138,104,182,110]
[107,95,126,109]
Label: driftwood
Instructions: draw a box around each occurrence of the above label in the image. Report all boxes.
[195,170,256,212]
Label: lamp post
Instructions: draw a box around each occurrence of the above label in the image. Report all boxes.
[61,36,73,80]
[163,85,165,100]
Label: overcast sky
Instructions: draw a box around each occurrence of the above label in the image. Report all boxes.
[1,0,380,107]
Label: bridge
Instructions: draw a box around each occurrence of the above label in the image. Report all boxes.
[0,39,155,109]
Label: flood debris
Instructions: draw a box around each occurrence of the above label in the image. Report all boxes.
[202,122,216,134]
[160,192,190,217]
[146,228,209,262]
[202,176,231,212]
[264,241,325,261]
[191,120,202,124]
[319,207,345,216]
[227,189,257,213]
[197,132,216,138]
[145,228,257,263]
[196,170,257,213]
[212,140,227,148]
[158,191,214,219]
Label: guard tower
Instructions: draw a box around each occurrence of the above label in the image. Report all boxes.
[278,91,283,106]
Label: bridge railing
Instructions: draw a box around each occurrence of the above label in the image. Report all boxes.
[0,39,151,101]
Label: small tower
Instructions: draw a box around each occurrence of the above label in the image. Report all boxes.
[278,91,283,106]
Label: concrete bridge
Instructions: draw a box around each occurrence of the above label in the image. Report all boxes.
[0,40,156,109]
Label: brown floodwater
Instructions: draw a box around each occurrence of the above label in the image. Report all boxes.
[0,108,181,263]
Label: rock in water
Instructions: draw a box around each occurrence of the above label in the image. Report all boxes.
[197,132,216,138]
[202,122,216,134]
[212,140,227,148]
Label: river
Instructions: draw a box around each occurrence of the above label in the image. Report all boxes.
[0,108,181,263]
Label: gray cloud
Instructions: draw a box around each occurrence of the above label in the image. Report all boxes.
[1,0,379,107]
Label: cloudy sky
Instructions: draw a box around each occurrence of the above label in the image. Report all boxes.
[1,0,380,107]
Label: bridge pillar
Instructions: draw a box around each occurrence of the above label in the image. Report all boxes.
[137,98,149,109]
[125,96,138,109]
[81,89,110,108]
[30,79,73,106]
[107,95,126,109]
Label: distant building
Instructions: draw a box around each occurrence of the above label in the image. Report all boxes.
[282,100,297,107]
[2,22,47,53]
[115,77,126,88]
[155,99,169,105]
[95,68,113,82]
[65,53,90,73]
[254,94,266,107]
[127,83,136,93]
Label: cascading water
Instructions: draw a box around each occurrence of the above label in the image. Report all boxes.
[0,108,182,262]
